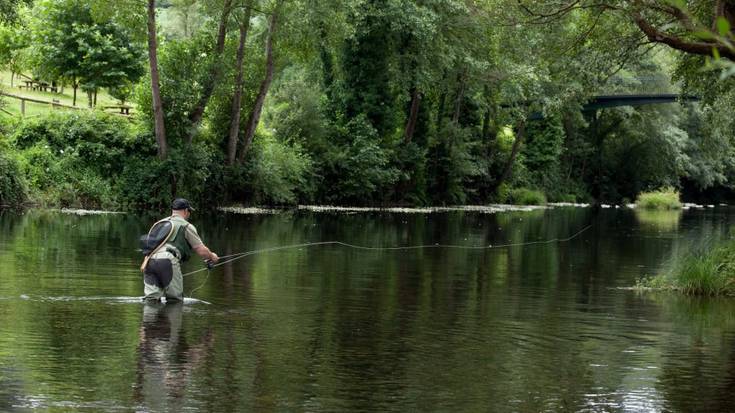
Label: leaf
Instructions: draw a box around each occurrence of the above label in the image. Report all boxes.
[719,62,735,80]
[663,0,688,12]
[713,46,721,60]
[694,29,717,40]
[717,17,731,36]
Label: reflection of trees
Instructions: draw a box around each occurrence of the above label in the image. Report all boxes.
[649,296,735,411]
[0,209,149,297]
[6,207,735,409]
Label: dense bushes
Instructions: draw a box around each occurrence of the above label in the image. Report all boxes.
[236,133,313,205]
[636,187,682,210]
[0,151,26,206]
[507,187,547,205]
[8,112,143,208]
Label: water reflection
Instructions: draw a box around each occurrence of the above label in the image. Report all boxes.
[134,302,214,411]
[635,209,683,232]
[2,207,735,410]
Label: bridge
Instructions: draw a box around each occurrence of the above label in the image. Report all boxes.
[529,94,700,120]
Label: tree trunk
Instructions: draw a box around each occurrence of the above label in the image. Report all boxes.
[481,86,496,141]
[148,0,167,159]
[87,90,93,108]
[93,88,97,107]
[317,22,335,105]
[186,0,233,143]
[227,7,253,165]
[72,83,77,106]
[403,88,421,143]
[493,119,526,192]
[452,70,466,124]
[9,71,13,88]
[238,10,278,162]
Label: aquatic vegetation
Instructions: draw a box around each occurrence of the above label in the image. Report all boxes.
[508,188,547,206]
[635,188,682,210]
[640,240,735,296]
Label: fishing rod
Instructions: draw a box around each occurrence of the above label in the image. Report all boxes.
[182,224,593,279]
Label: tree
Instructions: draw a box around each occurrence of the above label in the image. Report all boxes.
[238,3,281,162]
[147,0,167,159]
[0,22,29,87]
[0,0,29,24]
[30,0,144,107]
[227,0,254,165]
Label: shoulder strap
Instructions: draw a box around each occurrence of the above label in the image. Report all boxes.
[139,218,176,273]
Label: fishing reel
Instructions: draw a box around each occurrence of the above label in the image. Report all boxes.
[204,259,215,270]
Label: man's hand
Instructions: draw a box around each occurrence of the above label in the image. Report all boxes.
[210,252,219,263]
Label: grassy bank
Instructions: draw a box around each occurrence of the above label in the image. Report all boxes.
[639,240,735,296]
[0,70,128,118]
[635,187,682,210]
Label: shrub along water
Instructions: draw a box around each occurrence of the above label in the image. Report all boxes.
[0,151,26,207]
[508,188,547,206]
[642,240,735,296]
[635,187,682,210]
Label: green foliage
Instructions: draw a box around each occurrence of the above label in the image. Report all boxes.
[0,0,29,24]
[521,118,565,197]
[508,187,547,206]
[11,111,142,175]
[2,0,735,210]
[266,67,328,147]
[30,0,144,94]
[12,141,115,208]
[135,32,215,142]
[340,0,398,139]
[8,111,148,209]
[235,133,314,205]
[426,123,483,204]
[117,143,215,210]
[320,115,400,204]
[0,150,26,206]
[635,187,682,210]
[0,22,29,75]
[643,240,735,296]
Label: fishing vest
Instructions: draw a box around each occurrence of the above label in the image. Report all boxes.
[165,216,193,262]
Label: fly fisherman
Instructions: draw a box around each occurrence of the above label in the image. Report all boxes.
[142,198,219,301]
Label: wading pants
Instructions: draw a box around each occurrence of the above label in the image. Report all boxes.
[143,250,184,301]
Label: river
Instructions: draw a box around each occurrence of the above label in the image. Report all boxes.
[1,206,735,412]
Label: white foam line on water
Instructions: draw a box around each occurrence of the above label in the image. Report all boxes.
[13,295,210,305]
[218,206,281,214]
[297,204,550,214]
[59,208,123,215]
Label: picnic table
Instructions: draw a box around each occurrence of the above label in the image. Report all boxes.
[20,80,58,93]
[103,104,132,115]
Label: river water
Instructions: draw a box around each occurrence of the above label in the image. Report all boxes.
[1,206,735,412]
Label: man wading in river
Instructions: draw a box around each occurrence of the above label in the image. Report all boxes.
[140,198,219,301]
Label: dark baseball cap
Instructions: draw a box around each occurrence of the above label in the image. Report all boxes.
[171,198,195,211]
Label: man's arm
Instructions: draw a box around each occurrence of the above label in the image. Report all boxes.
[185,224,219,263]
[193,244,219,263]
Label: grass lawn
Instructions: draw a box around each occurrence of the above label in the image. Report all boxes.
[0,70,135,119]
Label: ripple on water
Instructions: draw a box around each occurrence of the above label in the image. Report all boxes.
[4,295,210,305]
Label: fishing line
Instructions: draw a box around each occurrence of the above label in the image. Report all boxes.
[182,224,593,280]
